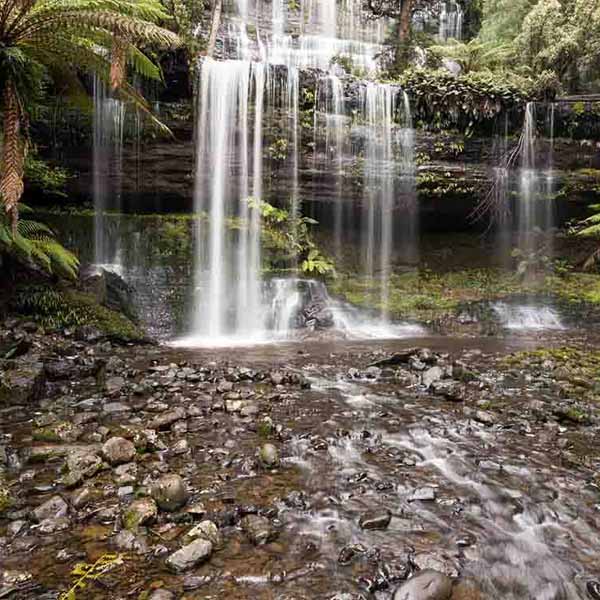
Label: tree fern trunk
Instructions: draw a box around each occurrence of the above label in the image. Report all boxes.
[0,82,25,234]
[206,0,223,58]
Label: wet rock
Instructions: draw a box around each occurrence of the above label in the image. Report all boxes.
[411,553,459,577]
[0,358,45,404]
[148,590,176,600]
[7,520,27,537]
[102,437,136,465]
[33,421,83,443]
[338,543,367,564]
[105,375,126,395]
[32,495,68,523]
[241,514,275,545]
[408,487,436,502]
[587,581,600,600]
[63,449,103,487]
[259,443,279,468]
[114,462,138,484]
[71,487,94,509]
[473,410,497,426]
[150,406,186,430]
[392,570,453,600]
[124,497,158,529]
[38,516,70,534]
[152,474,188,511]
[359,509,391,530]
[422,366,444,389]
[430,380,464,401]
[113,529,149,554]
[165,539,213,572]
[185,520,222,547]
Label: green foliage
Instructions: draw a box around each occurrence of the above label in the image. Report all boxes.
[576,202,600,270]
[11,285,144,340]
[396,68,530,134]
[59,554,125,600]
[268,138,289,162]
[0,207,79,279]
[301,248,335,275]
[24,154,70,197]
[248,198,334,275]
[428,39,514,74]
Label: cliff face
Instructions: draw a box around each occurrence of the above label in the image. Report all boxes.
[36,93,600,234]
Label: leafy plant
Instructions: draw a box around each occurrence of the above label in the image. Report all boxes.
[301,248,334,275]
[0,206,79,279]
[576,202,600,270]
[58,554,125,600]
[0,0,180,230]
[428,39,514,74]
[24,154,70,197]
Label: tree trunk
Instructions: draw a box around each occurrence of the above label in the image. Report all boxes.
[0,82,24,234]
[206,0,223,58]
[394,0,414,73]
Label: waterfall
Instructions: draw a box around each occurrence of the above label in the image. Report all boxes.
[191,59,264,341]
[176,0,422,345]
[361,82,396,318]
[93,76,125,268]
[517,102,555,262]
[438,1,463,41]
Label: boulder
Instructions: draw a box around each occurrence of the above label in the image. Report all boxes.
[166,539,213,572]
[392,570,453,600]
[152,474,188,511]
[0,358,45,405]
[102,437,136,466]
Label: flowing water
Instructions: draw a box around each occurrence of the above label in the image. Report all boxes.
[93,77,126,268]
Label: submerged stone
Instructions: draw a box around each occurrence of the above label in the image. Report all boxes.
[165,539,213,572]
[392,570,453,600]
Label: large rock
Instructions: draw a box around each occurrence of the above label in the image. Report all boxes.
[80,266,138,322]
[0,358,45,405]
[165,539,213,572]
[241,515,275,545]
[124,497,158,529]
[32,495,69,523]
[392,570,453,600]
[63,449,103,487]
[152,474,188,511]
[102,437,136,466]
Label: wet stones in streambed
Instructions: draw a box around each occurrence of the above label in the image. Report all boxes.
[392,570,453,600]
[359,509,392,530]
[151,474,188,511]
[124,497,158,529]
[102,436,136,465]
[258,443,279,468]
[241,514,277,545]
[31,494,68,522]
[165,538,213,572]
[184,519,222,548]
[149,406,186,430]
[62,448,103,487]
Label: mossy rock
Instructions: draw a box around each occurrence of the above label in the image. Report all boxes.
[9,284,147,344]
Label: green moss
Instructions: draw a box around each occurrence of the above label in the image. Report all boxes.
[329,269,600,322]
[0,476,13,513]
[10,284,145,342]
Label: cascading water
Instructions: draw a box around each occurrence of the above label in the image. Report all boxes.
[176,0,422,345]
[438,0,463,41]
[517,102,555,263]
[189,59,265,343]
[93,76,125,269]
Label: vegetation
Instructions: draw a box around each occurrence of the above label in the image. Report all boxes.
[0,0,180,233]
[59,554,125,600]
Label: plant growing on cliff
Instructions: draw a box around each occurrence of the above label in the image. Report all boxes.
[576,203,600,271]
[0,206,79,279]
[0,0,180,232]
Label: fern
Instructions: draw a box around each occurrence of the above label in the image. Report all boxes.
[0,208,80,279]
[58,554,124,600]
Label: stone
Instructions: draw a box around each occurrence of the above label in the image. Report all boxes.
[38,516,70,534]
[0,358,45,405]
[408,487,436,502]
[105,376,126,395]
[71,487,94,509]
[124,497,158,529]
[151,474,188,511]
[241,514,275,545]
[113,529,149,554]
[359,509,391,530]
[392,570,453,600]
[422,366,444,389]
[102,437,136,466]
[32,495,68,523]
[411,553,459,578]
[63,449,103,487]
[430,380,464,401]
[165,539,213,572]
[148,591,176,600]
[258,443,279,468]
[185,520,222,548]
[150,407,186,430]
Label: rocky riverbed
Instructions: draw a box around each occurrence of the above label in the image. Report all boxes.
[1,320,600,599]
